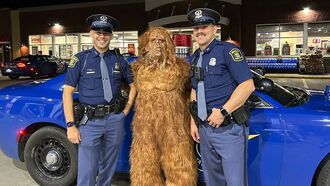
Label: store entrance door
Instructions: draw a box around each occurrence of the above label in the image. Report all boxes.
[0,44,11,62]
[0,45,3,62]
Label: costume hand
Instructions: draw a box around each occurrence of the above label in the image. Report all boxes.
[67,126,81,144]
[191,119,200,143]
[207,108,224,128]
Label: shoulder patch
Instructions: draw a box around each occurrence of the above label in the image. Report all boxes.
[68,56,79,68]
[229,48,244,62]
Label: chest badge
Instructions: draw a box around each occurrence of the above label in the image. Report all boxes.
[209,58,216,66]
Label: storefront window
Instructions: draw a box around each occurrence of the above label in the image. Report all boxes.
[256,22,330,56]
[279,24,303,55]
[81,33,93,51]
[308,22,330,55]
[29,31,139,59]
[256,24,304,56]
[256,25,280,56]
[29,35,41,55]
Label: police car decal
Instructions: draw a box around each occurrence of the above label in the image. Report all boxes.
[68,56,79,68]
[229,48,244,62]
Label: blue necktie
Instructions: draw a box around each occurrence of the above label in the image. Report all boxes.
[100,53,113,102]
[197,52,207,121]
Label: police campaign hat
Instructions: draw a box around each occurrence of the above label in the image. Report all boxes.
[86,14,119,33]
[187,8,220,26]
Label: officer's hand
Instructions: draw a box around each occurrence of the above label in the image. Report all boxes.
[190,119,200,143]
[207,108,224,128]
[67,126,81,144]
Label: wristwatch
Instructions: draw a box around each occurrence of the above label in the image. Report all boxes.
[66,121,75,128]
[220,108,230,117]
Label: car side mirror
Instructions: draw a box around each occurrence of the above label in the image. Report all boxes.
[257,78,274,93]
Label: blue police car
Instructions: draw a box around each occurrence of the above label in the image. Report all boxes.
[0,55,65,79]
[0,72,329,186]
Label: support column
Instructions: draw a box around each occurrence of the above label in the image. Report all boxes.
[11,10,21,58]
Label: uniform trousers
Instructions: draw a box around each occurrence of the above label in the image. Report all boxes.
[199,121,249,186]
[77,112,125,186]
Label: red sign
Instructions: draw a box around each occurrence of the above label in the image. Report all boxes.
[31,36,41,44]
[127,44,135,54]
[313,38,320,43]
[173,34,192,47]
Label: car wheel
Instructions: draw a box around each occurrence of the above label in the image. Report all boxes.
[30,69,40,79]
[24,126,77,186]
[9,75,19,79]
[317,158,330,186]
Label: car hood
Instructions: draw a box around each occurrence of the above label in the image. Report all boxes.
[0,80,47,92]
[0,74,65,97]
[300,90,330,112]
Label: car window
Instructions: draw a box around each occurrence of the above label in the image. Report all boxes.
[252,71,297,107]
[36,56,48,62]
[13,57,22,61]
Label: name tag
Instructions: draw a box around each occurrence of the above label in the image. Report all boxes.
[86,69,96,74]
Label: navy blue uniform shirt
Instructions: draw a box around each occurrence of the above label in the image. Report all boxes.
[189,39,253,112]
[64,48,133,105]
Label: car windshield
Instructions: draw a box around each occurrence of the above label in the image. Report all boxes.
[252,71,309,107]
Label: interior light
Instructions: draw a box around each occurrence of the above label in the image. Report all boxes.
[54,23,60,27]
[303,7,310,13]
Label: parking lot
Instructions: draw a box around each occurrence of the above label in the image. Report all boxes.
[0,73,329,186]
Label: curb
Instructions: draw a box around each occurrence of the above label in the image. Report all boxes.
[265,73,330,79]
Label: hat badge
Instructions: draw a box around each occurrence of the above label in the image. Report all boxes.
[195,10,202,19]
[100,15,108,22]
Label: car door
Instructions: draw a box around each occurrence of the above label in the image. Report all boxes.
[248,93,285,186]
[37,56,56,75]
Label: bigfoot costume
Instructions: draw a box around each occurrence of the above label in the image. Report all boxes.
[130,27,197,186]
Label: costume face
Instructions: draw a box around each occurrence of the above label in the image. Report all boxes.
[146,31,166,59]
[143,30,168,65]
[192,24,217,48]
[90,30,112,52]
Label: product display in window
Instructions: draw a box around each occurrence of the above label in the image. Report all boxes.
[264,43,272,55]
[298,49,325,74]
[282,41,290,55]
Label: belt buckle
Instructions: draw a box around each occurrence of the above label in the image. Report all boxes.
[105,105,111,114]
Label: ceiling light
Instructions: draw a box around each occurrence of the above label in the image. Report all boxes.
[303,7,310,13]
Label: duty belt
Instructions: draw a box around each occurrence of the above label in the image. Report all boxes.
[83,104,116,117]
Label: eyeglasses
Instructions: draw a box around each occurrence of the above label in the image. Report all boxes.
[150,38,165,44]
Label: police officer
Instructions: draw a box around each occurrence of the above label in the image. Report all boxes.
[63,14,136,186]
[187,8,255,186]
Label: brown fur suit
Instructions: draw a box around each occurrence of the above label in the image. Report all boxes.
[130,27,197,186]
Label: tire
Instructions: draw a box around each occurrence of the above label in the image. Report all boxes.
[24,126,77,186]
[30,73,40,79]
[317,159,330,186]
[9,75,19,79]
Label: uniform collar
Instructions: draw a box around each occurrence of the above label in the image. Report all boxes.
[90,47,112,58]
[200,39,218,54]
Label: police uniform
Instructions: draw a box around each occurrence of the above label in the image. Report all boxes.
[188,8,253,186]
[64,14,133,186]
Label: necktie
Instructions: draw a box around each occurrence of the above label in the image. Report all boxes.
[100,53,113,102]
[197,51,207,121]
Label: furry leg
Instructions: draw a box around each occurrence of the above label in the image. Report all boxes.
[130,136,164,186]
[160,140,197,186]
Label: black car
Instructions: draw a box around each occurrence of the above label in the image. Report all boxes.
[0,55,65,79]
